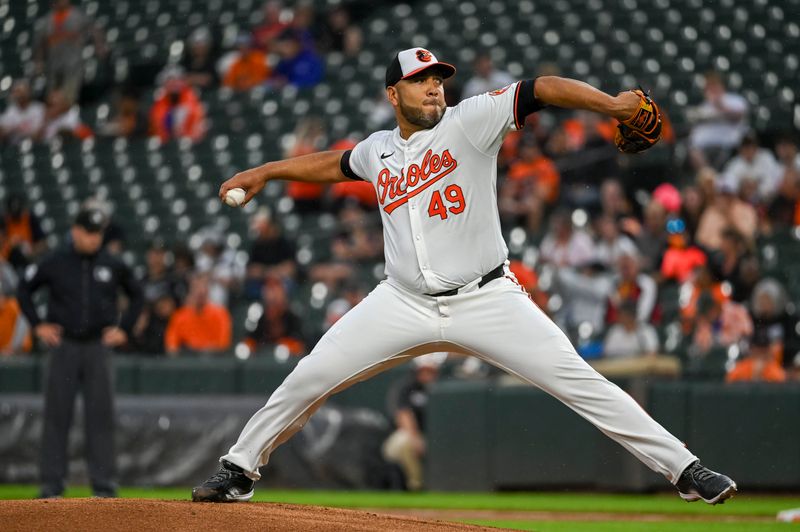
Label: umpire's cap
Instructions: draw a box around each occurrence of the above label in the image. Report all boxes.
[385,48,456,87]
[74,206,108,233]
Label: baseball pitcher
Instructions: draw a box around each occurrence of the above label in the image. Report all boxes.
[193,48,736,505]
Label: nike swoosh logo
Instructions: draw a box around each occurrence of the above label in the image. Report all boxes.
[380,152,394,159]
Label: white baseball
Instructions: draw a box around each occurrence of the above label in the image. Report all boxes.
[224,187,246,207]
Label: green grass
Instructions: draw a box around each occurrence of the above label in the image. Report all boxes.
[1,485,797,515]
[2,485,797,531]
[463,521,793,532]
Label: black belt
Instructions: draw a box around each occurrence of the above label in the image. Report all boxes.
[426,264,505,297]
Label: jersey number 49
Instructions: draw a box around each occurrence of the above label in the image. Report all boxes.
[427,184,466,219]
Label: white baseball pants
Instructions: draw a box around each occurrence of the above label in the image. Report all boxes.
[223,272,697,483]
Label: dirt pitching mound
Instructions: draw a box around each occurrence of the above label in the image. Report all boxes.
[0,499,508,532]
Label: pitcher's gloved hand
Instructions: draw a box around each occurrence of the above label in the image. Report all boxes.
[614,88,662,153]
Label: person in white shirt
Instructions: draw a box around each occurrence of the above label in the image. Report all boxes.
[688,72,749,169]
[539,209,596,267]
[593,300,680,378]
[0,80,45,145]
[40,89,82,142]
[460,52,515,100]
[593,214,638,268]
[193,47,736,505]
[603,300,660,359]
[721,133,783,202]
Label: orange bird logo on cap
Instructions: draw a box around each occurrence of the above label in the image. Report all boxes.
[416,49,432,62]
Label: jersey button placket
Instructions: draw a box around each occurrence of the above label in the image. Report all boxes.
[409,203,432,284]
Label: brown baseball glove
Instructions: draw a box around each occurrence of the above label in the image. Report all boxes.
[614,88,662,153]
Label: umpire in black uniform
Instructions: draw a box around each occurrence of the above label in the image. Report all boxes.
[17,204,143,498]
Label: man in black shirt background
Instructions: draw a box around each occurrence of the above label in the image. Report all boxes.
[382,354,443,491]
[17,204,143,498]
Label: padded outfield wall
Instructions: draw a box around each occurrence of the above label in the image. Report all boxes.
[0,357,798,490]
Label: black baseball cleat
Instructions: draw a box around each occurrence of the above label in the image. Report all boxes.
[675,461,737,505]
[192,460,255,502]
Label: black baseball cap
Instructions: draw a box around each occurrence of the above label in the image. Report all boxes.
[74,207,108,233]
[385,48,456,88]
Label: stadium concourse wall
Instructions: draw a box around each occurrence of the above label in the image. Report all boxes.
[0,357,798,491]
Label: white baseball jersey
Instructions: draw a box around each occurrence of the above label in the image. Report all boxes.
[220,65,701,490]
[345,80,541,294]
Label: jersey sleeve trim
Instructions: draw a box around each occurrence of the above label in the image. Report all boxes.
[513,78,546,130]
[340,149,365,181]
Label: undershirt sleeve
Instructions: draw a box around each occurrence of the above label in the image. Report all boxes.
[513,78,547,130]
[339,149,364,181]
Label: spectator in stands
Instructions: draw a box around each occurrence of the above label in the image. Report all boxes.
[270,29,324,89]
[287,2,317,49]
[383,353,443,491]
[223,34,270,91]
[324,280,366,330]
[679,184,707,241]
[687,71,749,170]
[539,209,596,267]
[749,279,792,370]
[253,1,289,51]
[241,277,305,357]
[366,89,396,131]
[1,194,46,270]
[39,89,92,142]
[556,261,613,336]
[775,134,800,173]
[695,165,718,202]
[696,180,757,251]
[681,263,752,356]
[660,219,707,284]
[193,229,245,307]
[34,0,107,104]
[547,112,619,182]
[316,6,363,56]
[284,117,328,212]
[181,27,219,89]
[708,228,756,302]
[604,300,659,358]
[309,232,356,289]
[767,134,800,227]
[0,252,18,297]
[149,66,207,143]
[245,208,296,300]
[593,214,638,268]
[726,328,786,383]
[336,203,384,261]
[498,138,559,233]
[631,199,668,273]
[0,80,45,145]
[139,239,179,306]
[608,251,658,324]
[97,87,146,138]
[164,273,231,356]
[595,300,680,378]
[505,259,549,310]
[600,178,634,220]
[132,292,176,356]
[310,205,382,288]
[0,278,32,355]
[651,183,682,216]
[460,52,514,99]
[720,133,782,203]
[170,243,194,303]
